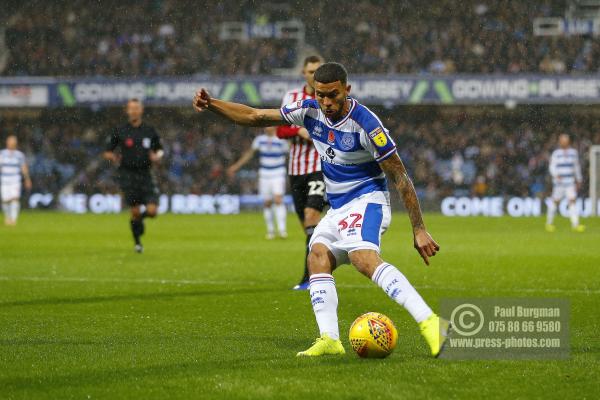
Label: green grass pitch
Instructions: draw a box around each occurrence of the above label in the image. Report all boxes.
[1,212,599,399]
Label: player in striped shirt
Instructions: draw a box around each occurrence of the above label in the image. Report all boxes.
[546,134,585,232]
[277,55,326,290]
[193,62,449,358]
[228,127,289,239]
[0,135,32,226]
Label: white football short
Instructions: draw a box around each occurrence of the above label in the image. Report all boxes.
[309,191,391,266]
[1,183,21,202]
[552,184,577,201]
[258,176,286,200]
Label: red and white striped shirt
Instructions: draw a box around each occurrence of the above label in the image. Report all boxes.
[276,86,321,176]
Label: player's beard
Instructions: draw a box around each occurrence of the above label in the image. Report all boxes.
[333,97,346,121]
[328,98,347,122]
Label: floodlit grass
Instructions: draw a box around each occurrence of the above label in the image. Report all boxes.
[0,212,599,399]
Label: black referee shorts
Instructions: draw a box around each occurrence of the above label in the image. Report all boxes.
[117,169,159,207]
[289,171,326,222]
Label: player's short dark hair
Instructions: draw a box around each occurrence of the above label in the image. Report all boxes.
[314,62,348,85]
[127,98,142,104]
[303,55,323,66]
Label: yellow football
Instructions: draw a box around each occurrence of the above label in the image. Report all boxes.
[349,312,398,358]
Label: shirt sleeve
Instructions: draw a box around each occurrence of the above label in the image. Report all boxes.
[359,117,397,162]
[279,99,310,127]
[151,128,163,151]
[278,90,303,137]
[105,129,119,151]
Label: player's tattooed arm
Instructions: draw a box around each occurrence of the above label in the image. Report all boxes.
[193,88,286,127]
[380,153,440,265]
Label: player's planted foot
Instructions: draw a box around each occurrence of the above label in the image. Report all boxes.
[572,224,586,232]
[292,280,310,290]
[296,334,345,357]
[278,231,288,239]
[134,244,144,253]
[545,224,556,232]
[265,232,275,240]
[419,314,451,357]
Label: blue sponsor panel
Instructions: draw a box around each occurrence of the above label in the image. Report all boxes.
[3,75,600,107]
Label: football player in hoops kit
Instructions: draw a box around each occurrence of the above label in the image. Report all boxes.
[193,62,450,357]
[0,135,32,226]
[228,127,289,239]
[546,134,585,232]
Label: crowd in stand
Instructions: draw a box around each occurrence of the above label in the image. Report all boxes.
[1,107,597,202]
[4,0,600,76]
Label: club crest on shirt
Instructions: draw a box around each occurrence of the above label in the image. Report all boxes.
[340,132,355,150]
[327,130,335,145]
[369,127,388,147]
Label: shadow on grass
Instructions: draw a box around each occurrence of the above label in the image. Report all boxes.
[0,287,282,308]
[0,344,379,392]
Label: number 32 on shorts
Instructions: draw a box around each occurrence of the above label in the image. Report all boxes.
[307,180,325,196]
[338,213,363,233]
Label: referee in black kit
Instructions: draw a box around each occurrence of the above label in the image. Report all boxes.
[103,99,163,253]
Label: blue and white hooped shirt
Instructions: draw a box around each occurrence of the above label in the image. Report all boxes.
[0,149,25,187]
[280,97,397,209]
[251,134,289,179]
[549,147,582,187]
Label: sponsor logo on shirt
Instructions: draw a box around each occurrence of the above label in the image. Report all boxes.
[313,125,323,137]
[326,147,336,159]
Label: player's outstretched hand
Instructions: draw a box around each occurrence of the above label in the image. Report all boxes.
[193,88,211,112]
[413,229,440,266]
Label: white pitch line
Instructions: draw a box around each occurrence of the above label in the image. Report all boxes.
[0,275,598,295]
[0,276,238,286]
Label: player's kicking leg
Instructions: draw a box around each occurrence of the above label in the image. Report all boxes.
[350,250,450,357]
[298,245,449,357]
[298,200,450,358]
